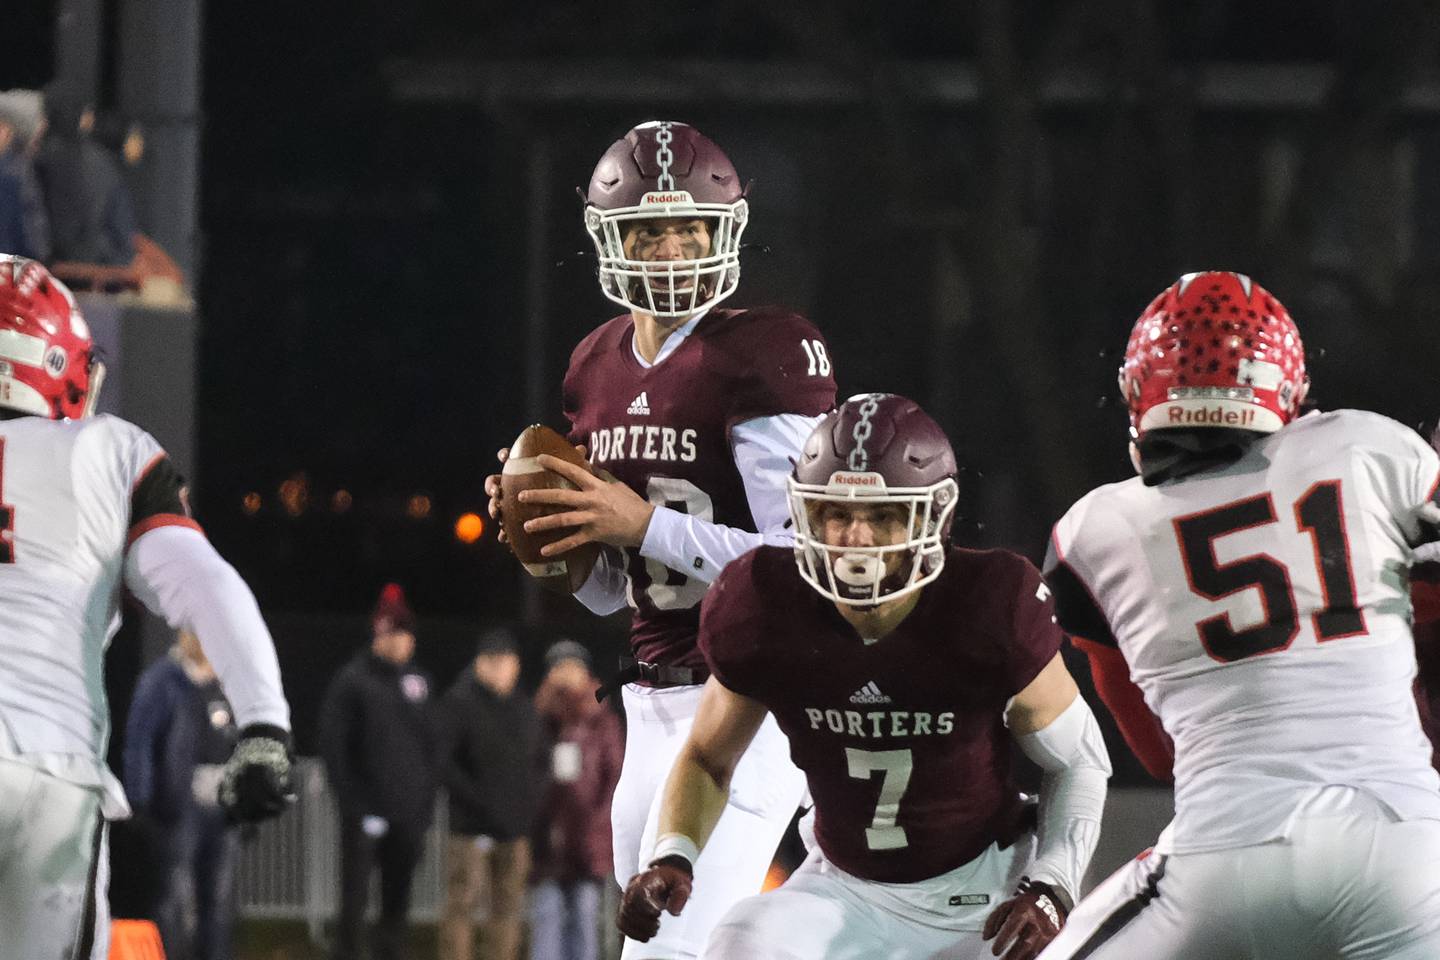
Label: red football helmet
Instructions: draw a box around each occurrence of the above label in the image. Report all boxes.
[788,394,959,606]
[0,256,103,420]
[584,121,748,318]
[1120,271,1308,441]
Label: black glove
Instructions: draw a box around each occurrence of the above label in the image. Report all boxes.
[981,877,1069,960]
[617,855,693,943]
[218,723,294,824]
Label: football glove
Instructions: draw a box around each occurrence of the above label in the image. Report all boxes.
[617,855,693,943]
[218,723,294,824]
[981,876,1069,960]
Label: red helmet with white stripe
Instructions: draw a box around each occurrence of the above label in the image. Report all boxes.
[1120,271,1308,440]
[0,256,103,420]
[584,121,748,318]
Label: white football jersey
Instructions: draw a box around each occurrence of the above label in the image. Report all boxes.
[1050,410,1440,854]
[0,413,193,815]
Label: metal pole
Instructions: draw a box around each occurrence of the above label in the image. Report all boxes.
[116,0,202,280]
[51,0,104,103]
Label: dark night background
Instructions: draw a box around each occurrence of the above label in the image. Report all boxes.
[7,1,1440,764]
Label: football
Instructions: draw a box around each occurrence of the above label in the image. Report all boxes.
[499,424,601,593]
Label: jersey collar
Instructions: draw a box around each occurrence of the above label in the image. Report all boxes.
[630,306,713,369]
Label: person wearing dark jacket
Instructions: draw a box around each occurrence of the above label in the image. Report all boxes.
[0,89,51,262]
[438,627,546,960]
[123,630,241,960]
[34,96,137,266]
[319,584,438,960]
[528,641,623,960]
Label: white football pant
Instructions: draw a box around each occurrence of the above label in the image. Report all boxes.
[0,757,108,960]
[703,833,1036,960]
[615,683,808,960]
[1038,787,1440,960]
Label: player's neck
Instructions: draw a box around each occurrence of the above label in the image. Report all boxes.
[833,589,922,642]
[630,310,691,364]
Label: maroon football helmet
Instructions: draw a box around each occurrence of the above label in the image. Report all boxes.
[1120,271,1309,442]
[584,121,748,318]
[788,394,959,605]
[0,256,103,420]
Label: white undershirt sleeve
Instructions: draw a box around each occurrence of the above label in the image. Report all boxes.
[123,525,291,731]
[574,545,630,615]
[636,412,825,585]
[1013,693,1112,905]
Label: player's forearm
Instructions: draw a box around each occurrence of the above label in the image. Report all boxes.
[639,507,788,585]
[124,526,290,731]
[653,743,734,861]
[1014,694,1112,905]
[1072,636,1174,782]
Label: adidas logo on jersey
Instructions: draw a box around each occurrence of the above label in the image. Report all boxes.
[849,681,891,705]
[626,392,651,416]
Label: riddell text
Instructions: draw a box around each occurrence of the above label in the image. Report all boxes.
[1168,406,1257,427]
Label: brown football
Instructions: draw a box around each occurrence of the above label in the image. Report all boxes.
[499,424,601,593]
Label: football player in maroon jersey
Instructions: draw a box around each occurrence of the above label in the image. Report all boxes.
[484,121,836,959]
[615,394,1112,960]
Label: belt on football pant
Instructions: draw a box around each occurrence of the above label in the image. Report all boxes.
[595,657,710,702]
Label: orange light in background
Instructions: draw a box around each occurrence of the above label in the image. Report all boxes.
[406,494,433,520]
[332,489,353,513]
[242,492,262,515]
[454,512,485,543]
[278,473,310,517]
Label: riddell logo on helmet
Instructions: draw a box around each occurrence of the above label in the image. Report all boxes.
[641,191,693,205]
[829,472,884,487]
[1168,405,1257,427]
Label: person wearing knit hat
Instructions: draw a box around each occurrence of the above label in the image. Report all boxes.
[319,583,438,960]
[530,639,621,960]
[543,638,592,672]
[475,625,519,658]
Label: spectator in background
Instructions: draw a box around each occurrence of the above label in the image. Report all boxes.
[0,88,51,261]
[319,584,438,960]
[529,640,623,960]
[35,94,137,266]
[78,107,189,298]
[438,627,546,960]
[123,630,241,960]
[92,109,146,200]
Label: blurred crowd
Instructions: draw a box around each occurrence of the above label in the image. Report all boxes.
[118,583,624,960]
[0,87,185,302]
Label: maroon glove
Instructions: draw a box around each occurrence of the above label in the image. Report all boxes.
[981,877,1069,960]
[617,855,694,943]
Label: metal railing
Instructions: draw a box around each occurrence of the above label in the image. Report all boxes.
[235,759,451,942]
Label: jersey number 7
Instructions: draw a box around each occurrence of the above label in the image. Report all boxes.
[1173,480,1364,663]
[0,439,13,564]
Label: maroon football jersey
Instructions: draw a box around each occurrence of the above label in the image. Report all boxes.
[699,545,1063,883]
[563,307,836,672]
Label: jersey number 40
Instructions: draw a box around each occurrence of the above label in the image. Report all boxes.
[1173,480,1364,663]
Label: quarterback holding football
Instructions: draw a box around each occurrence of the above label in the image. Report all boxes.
[486,121,836,958]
